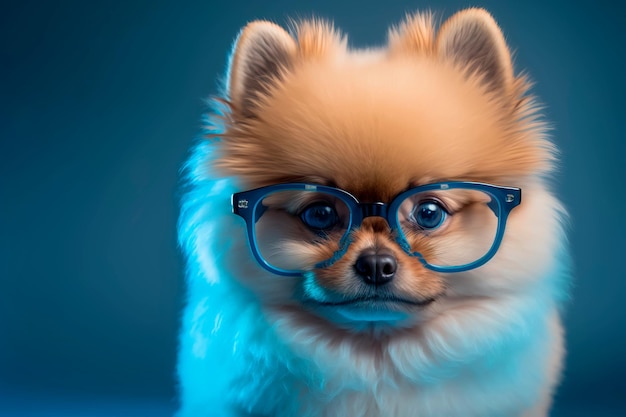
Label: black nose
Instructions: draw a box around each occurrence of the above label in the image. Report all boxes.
[354,250,397,286]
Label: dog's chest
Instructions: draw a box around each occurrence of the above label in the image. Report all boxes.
[232,353,538,417]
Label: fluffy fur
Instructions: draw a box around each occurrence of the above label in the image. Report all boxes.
[177,9,570,417]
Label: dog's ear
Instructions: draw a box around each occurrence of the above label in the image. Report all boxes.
[228,21,297,117]
[387,12,435,55]
[436,8,514,95]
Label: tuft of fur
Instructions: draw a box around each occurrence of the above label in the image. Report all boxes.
[177,9,570,417]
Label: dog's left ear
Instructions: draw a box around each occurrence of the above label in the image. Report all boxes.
[436,8,514,95]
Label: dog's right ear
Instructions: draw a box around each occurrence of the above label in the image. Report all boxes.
[228,21,297,117]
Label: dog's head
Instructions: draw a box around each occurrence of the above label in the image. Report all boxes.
[213,9,562,329]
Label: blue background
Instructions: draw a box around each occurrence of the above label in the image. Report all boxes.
[1,0,624,415]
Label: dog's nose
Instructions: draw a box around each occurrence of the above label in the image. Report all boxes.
[354,249,397,286]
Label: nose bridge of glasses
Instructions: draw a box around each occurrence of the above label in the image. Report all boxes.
[358,202,389,221]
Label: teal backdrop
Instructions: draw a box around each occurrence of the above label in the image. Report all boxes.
[1,0,624,415]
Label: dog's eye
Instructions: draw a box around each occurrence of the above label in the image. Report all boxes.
[300,203,339,231]
[409,201,447,230]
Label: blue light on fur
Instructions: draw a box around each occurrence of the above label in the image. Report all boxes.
[334,306,409,322]
[302,271,327,302]
[177,135,571,416]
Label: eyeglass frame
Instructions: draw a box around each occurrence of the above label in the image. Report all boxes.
[232,181,521,277]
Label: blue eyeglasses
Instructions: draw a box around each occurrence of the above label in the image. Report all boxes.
[232,182,521,276]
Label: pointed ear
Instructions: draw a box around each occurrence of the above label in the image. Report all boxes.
[436,8,514,94]
[228,21,297,117]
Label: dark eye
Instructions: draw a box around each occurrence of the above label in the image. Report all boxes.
[300,203,339,231]
[410,201,447,230]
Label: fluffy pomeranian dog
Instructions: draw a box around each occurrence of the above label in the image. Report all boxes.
[177,8,570,417]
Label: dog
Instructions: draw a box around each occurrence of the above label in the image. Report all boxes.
[177,8,570,417]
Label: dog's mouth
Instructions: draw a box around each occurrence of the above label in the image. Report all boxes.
[312,295,438,307]
[302,293,442,324]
